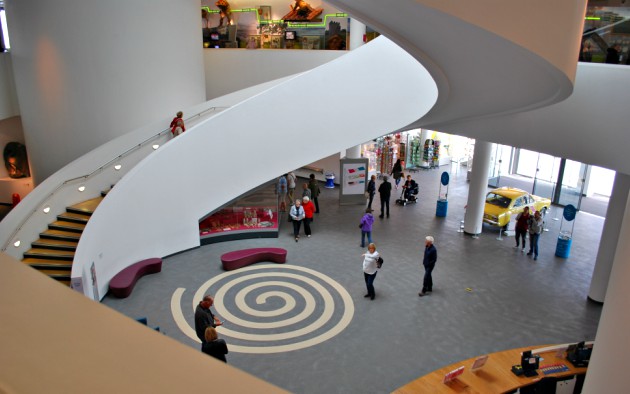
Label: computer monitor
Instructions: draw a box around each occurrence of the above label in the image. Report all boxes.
[285,30,296,40]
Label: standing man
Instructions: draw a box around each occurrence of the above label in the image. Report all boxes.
[366,175,376,210]
[527,211,544,260]
[378,176,392,218]
[419,236,437,297]
[308,174,321,214]
[195,295,222,343]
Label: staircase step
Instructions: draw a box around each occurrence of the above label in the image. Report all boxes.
[40,229,81,242]
[48,220,86,233]
[23,258,73,270]
[58,211,90,224]
[36,269,72,280]
[32,238,78,251]
[23,248,74,261]
[66,196,103,216]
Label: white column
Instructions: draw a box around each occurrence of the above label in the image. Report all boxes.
[349,19,366,51]
[345,18,367,158]
[588,172,630,302]
[464,140,492,235]
[582,189,630,393]
[6,0,205,183]
[345,145,361,159]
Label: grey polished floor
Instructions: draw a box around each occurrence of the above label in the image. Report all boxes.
[103,165,603,393]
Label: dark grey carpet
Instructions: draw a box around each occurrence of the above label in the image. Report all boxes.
[103,165,603,393]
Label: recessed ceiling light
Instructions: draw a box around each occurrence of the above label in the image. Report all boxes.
[152,144,160,150]
[114,164,122,170]
[13,240,20,247]
[43,206,50,213]
[78,186,86,192]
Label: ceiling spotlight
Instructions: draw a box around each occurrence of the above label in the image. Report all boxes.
[114,164,122,170]
[78,185,86,192]
[43,206,51,213]
[152,144,160,150]
[13,240,21,247]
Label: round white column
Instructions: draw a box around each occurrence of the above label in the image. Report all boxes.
[588,172,630,302]
[344,18,367,158]
[349,19,366,51]
[6,0,205,183]
[345,145,361,159]
[582,189,630,392]
[464,140,492,235]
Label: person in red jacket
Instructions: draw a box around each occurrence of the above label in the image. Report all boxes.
[170,111,185,136]
[302,196,315,237]
[514,206,530,252]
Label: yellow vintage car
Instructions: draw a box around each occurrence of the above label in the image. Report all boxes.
[483,187,551,229]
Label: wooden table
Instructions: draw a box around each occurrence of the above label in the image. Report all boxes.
[393,345,587,393]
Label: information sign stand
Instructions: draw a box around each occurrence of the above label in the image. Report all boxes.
[556,204,577,258]
[436,171,449,217]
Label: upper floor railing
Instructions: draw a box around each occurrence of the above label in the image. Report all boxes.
[0,106,227,257]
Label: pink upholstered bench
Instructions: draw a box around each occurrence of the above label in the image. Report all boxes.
[109,258,162,298]
[220,248,287,271]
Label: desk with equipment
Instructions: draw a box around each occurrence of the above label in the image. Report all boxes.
[394,342,591,394]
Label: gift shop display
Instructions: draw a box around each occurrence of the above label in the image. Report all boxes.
[199,182,279,244]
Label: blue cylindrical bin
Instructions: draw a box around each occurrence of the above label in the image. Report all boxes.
[436,199,448,217]
[555,236,572,258]
[325,173,335,189]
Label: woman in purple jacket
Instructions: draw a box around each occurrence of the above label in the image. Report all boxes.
[360,208,375,247]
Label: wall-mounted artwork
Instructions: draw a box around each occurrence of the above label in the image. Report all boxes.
[3,142,30,178]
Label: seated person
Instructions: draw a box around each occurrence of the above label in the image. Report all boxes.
[402,175,418,199]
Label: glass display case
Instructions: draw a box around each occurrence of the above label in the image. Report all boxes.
[199,181,279,244]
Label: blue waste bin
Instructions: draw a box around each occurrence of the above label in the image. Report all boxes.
[555,235,572,258]
[325,173,335,189]
[436,199,448,217]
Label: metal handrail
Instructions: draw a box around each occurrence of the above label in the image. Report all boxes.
[1,106,228,251]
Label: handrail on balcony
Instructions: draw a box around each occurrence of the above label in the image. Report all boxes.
[1,106,228,252]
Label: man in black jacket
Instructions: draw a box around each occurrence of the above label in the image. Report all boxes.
[194,295,222,343]
[419,236,437,297]
[378,176,392,218]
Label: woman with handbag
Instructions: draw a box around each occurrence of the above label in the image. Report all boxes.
[362,243,380,300]
[290,199,305,242]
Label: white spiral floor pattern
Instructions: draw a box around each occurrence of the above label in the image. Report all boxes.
[170,264,355,354]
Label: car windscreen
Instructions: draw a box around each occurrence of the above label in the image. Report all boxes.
[485,193,511,208]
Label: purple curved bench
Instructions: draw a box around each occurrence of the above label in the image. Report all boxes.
[109,258,162,298]
[220,248,287,271]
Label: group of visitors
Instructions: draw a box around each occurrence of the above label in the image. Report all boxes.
[282,173,320,242]
[194,295,228,363]
[513,207,544,260]
[361,235,437,301]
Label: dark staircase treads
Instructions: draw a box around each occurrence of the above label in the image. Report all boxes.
[32,239,78,252]
[23,248,75,261]
[48,220,86,233]
[66,196,103,216]
[58,212,90,224]
[23,258,73,270]
[39,229,81,242]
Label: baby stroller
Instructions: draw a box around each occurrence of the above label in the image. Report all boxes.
[395,182,419,206]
